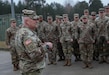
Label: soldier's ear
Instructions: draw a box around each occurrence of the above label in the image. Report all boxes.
[25,19,30,25]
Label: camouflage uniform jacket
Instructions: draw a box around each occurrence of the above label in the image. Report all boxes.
[95,16,109,40]
[15,27,45,73]
[6,26,19,47]
[45,22,58,42]
[37,21,47,40]
[70,20,82,40]
[77,22,96,44]
[105,14,109,17]
[60,21,72,42]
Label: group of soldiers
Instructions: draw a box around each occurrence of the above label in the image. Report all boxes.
[35,6,109,68]
[5,5,109,75]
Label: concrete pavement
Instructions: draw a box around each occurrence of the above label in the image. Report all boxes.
[0,51,109,75]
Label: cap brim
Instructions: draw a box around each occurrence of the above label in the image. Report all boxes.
[32,15,39,20]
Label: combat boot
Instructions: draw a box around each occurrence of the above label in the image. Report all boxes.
[53,62,57,65]
[64,59,68,66]
[13,64,19,71]
[48,62,53,65]
[99,56,104,64]
[67,59,72,66]
[104,57,109,64]
[88,62,93,69]
[82,62,88,69]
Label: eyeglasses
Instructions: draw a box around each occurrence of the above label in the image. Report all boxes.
[106,8,109,9]
[91,15,96,16]
[12,22,16,23]
[100,12,104,13]
[48,19,52,20]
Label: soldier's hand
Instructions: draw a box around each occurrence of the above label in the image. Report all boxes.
[93,40,95,43]
[60,39,62,43]
[107,41,109,44]
[71,39,73,42]
[45,42,53,50]
[7,45,11,49]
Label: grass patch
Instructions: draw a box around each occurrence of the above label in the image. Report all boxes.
[0,41,7,48]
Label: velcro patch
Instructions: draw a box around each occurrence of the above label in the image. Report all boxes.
[25,39,32,45]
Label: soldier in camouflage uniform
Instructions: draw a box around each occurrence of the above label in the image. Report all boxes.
[15,9,46,75]
[105,6,109,17]
[6,19,19,71]
[56,16,65,61]
[71,13,81,62]
[80,9,91,21]
[53,15,60,25]
[60,14,73,66]
[45,16,58,65]
[106,6,109,60]
[89,12,97,23]
[77,15,96,69]
[37,15,48,42]
[89,12,99,61]
[95,8,109,64]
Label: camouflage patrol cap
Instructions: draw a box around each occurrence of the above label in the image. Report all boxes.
[58,16,63,19]
[22,9,39,19]
[63,14,68,18]
[91,12,96,15]
[82,15,87,19]
[84,9,89,13]
[39,15,43,18]
[10,18,16,23]
[74,13,79,17]
[55,15,59,18]
[99,8,104,11]
[47,16,52,20]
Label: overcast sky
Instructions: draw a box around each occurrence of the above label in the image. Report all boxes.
[46,0,109,5]
[12,0,109,6]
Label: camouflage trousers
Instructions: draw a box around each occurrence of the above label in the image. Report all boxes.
[47,40,57,63]
[22,70,42,75]
[93,43,99,60]
[62,41,73,59]
[79,44,93,63]
[96,36,109,61]
[9,47,19,65]
[72,39,80,59]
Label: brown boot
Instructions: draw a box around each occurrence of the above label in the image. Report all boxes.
[99,56,104,64]
[82,62,88,69]
[104,57,109,64]
[67,59,72,66]
[64,59,68,66]
[13,64,19,71]
[88,62,93,69]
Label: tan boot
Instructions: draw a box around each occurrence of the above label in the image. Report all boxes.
[64,59,68,66]
[53,62,57,65]
[48,62,53,65]
[67,59,72,66]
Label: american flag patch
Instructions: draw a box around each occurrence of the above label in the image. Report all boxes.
[25,39,32,45]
